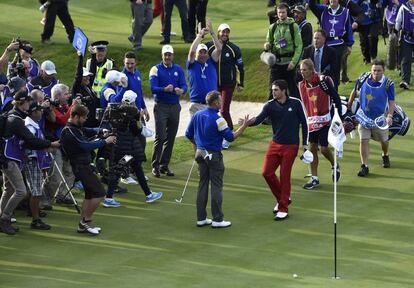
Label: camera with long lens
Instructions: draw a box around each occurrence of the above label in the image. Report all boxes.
[15,37,33,54]
[75,93,93,105]
[97,154,134,183]
[96,102,139,126]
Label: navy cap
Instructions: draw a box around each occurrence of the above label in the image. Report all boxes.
[8,76,26,95]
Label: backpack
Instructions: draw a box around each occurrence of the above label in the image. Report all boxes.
[270,21,296,51]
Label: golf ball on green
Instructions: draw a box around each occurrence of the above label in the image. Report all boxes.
[293,274,298,278]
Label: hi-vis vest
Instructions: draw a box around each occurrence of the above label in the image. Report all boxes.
[86,58,113,96]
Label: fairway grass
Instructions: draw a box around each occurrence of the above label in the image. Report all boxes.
[1,126,414,288]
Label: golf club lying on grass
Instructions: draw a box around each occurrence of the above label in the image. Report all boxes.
[176,160,196,204]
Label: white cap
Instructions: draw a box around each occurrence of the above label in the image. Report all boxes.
[82,68,93,77]
[122,90,137,104]
[119,72,128,88]
[41,60,57,75]
[301,150,314,164]
[105,70,121,83]
[196,43,208,54]
[162,45,174,54]
[218,23,231,32]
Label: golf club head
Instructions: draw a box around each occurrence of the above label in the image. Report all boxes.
[175,198,183,204]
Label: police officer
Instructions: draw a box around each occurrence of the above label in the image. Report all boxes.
[60,104,116,235]
[86,41,115,96]
[0,89,60,235]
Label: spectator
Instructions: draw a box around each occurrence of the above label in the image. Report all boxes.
[293,5,313,48]
[207,23,244,149]
[395,0,414,89]
[353,0,381,65]
[149,45,187,177]
[161,0,191,44]
[41,0,75,44]
[188,0,209,41]
[264,3,302,99]
[301,29,340,88]
[128,0,153,51]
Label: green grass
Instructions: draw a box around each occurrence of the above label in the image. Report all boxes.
[1,1,414,287]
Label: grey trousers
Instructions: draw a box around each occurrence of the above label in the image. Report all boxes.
[196,150,224,222]
[0,161,27,221]
[152,102,180,169]
[130,2,153,49]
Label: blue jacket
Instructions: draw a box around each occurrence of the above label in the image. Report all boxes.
[186,107,234,152]
[116,68,146,110]
[149,62,187,105]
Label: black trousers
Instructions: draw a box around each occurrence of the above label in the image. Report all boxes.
[41,0,75,42]
[268,63,298,100]
[358,22,379,63]
[187,0,208,38]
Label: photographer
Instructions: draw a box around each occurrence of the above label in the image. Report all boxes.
[0,89,60,235]
[27,60,59,98]
[60,104,116,235]
[103,91,163,207]
[43,84,80,204]
[72,51,100,128]
[1,76,26,113]
[0,40,19,74]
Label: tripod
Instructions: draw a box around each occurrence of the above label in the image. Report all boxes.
[49,152,80,213]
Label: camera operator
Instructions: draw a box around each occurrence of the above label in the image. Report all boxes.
[16,40,40,82]
[43,84,81,205]
[60,104,116,235]
[27,60,59,98]
[0,89,60,235]
[72,51,100,128]
[103,91,163,208]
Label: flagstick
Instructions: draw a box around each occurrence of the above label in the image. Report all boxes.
[333,149,340,280]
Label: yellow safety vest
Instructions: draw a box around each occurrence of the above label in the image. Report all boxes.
[86,58,113,96]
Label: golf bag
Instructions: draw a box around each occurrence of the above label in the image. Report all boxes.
[339,97,410,140]
[386,31,399,70]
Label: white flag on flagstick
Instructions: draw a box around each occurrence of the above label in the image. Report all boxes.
[328,107,346,157]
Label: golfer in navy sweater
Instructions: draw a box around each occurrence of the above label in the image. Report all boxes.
[186,91,249,228]
[248,80,309,221]
[149,45,187,178]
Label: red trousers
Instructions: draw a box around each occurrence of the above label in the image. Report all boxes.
[219,85,235,130]
[262,141,298,213]
[153,0,164,32]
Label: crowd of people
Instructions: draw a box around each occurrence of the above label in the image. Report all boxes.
[0,0,411,234]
